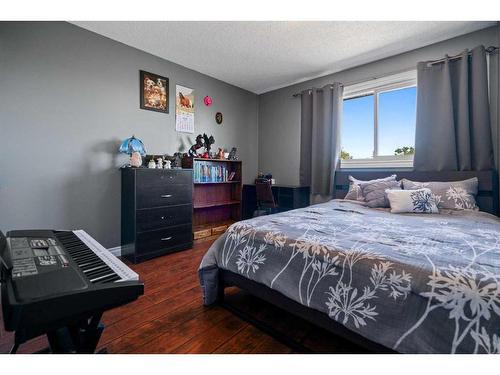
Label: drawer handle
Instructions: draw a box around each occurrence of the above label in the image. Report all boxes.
[161,194,173,198]
[161,237,172,241]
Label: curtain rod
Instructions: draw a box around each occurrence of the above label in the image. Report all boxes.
[292,45,499,98]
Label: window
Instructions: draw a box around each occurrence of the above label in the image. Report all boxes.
[340,71,417,168]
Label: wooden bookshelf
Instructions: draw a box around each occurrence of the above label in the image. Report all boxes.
[186,158,242,241]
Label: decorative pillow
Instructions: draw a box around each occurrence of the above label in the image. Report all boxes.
[359,179,401,208]
[344,175,397,201]
[386,188,439,214]
[401,178,478,210]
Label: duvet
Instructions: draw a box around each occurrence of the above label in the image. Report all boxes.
[199,200,500,353]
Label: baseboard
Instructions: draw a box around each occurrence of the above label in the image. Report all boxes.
[107,246,122,257]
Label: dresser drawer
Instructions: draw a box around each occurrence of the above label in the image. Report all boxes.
[136,184,192,209]
[135,224,192,255]
[136,169,192,187]
[136,204,192,232]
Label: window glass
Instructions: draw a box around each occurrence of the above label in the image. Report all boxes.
[377,86,417,156]
[341,95,374,160]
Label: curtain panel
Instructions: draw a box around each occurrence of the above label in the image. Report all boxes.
[300,83,343,202]
[414,45,494,172]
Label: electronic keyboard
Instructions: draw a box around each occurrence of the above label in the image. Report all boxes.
[0,229,144,353]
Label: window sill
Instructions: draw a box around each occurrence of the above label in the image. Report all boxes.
[340,156,413,169]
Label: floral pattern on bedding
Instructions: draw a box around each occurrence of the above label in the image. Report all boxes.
[199,200,500,353]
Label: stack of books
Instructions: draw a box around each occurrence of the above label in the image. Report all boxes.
[194,162,236,183]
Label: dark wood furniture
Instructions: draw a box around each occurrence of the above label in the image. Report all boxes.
[121,168,193,263]
[255,179,277,213]
[183,158,242,240]
[335,170,499,215]
[242,184,310,219]
[220,170,499,352]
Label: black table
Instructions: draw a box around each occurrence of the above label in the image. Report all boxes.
[242,184,310,219]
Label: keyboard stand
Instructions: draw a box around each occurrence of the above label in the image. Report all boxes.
[10,312,106,354]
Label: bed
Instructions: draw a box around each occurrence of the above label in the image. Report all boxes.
[199,170,500,353]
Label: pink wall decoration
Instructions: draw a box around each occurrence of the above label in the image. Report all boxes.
[203,95,213,106]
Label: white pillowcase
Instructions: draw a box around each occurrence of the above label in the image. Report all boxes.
[386,188,439,214]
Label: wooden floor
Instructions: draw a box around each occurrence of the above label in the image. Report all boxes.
[0,239,365,354]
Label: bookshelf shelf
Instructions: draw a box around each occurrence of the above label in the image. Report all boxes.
[194,200,241,209]
[193,181,241,185]
[188,158,242,241]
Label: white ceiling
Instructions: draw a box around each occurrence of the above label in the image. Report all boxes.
[72,21,496,94]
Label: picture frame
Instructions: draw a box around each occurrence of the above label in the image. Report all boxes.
[140,70,169,113]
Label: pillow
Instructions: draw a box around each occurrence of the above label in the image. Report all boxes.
[344,175,397,201]
[401,177,478,210]
[386,188,439,214]
[359,179,401,208]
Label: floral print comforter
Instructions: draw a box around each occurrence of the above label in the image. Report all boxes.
[199,200,500,353]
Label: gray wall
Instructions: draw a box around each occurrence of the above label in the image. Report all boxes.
[258,25,500,186]
[0,22,259,248]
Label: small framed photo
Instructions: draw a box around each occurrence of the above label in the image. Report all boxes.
[140,70,169,113]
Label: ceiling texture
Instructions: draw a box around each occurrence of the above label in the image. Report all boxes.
[72,21,496,94]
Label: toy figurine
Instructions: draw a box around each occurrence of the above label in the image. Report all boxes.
[202,133,215,154]
[148,159,156,168]
[228,147,238,160]
[172,152,183,168]
[188,134,204,158]
[156,157,163,169]
[164,160,171,169]
[217,148,225,159]
[130,151,143,168]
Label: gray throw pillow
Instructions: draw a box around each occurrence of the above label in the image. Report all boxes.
[401,178,478,210]
[359,179,401,208]
[344,175,397,202]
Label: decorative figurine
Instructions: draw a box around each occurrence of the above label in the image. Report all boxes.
[130,151,143,168]
[228,147,238,160]
[203,133,215,154]
[164,160,171,169]
[216,148,225,159]
[156,157,163,169]
[147,159,156,168]
[172,152,183,168]
[188,134,204,157]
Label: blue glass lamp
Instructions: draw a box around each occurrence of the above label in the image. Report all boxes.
[119,135,146,167]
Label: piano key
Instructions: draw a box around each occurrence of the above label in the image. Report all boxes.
[89,272,116,283]
[59,230,139,282]
[94,274,121,284]
[72,253,98,261]
[78,259,103,269]
[85,266,115,279]
[82,264,108,274]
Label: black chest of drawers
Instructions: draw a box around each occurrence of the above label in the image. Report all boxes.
[121,168,193,263]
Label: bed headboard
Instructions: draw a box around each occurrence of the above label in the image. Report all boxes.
[334,170,499,216]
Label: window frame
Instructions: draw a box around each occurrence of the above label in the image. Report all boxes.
[340,70,417,169]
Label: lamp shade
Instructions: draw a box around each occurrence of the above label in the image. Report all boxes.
[119,135,146,156]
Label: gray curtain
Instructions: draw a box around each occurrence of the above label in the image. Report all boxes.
[414,45,494,171]
[300,83,344,202]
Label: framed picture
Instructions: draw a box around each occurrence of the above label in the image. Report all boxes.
[140,70,169,113]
